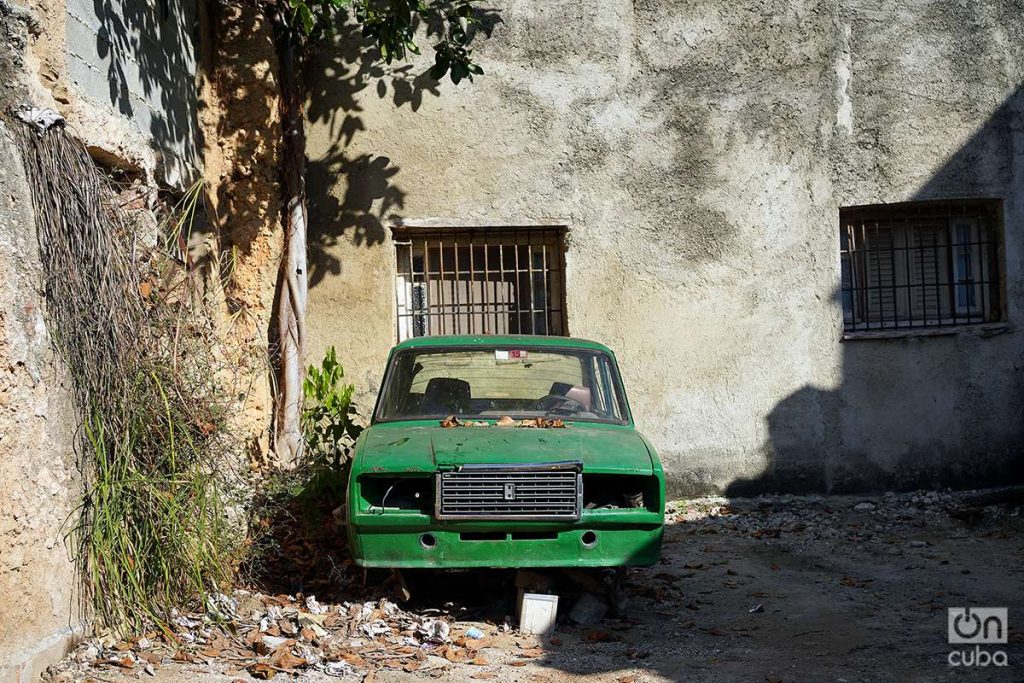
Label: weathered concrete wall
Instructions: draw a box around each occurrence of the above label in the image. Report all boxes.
[196,0,284,465]
[0,0,208,676]
[0,122,84,682]
[64,0,200,186]
[0,6,84,681]
[306,0,1024,495]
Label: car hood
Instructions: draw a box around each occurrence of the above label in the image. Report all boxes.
[356,423,654,475]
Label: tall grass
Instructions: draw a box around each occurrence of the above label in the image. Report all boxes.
[78,373,230,633]
[15,124,235,634]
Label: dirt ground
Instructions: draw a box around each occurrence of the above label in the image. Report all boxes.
[49,491,1024,683]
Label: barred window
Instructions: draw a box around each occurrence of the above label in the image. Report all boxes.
[394,227,566,341]
[840,201,1002,334]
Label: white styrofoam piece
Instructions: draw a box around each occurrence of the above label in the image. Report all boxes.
[518,592,559,635]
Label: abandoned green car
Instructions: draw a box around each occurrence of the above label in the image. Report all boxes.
[346,335,665,568]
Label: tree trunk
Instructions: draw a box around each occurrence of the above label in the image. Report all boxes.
[272,8,308,466]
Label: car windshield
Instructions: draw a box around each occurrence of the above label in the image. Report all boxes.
[375,346,629,424]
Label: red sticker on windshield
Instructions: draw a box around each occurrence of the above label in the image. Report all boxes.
[495,349,528,361]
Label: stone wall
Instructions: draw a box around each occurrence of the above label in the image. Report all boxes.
[305,0,1024,495]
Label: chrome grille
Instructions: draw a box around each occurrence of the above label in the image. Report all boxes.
[436,462,582,520]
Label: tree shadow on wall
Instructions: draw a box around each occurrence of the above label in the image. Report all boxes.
[302,9,501,287]
[194,3,282,277]
[726,85,1024,497]
[89,0,200,185]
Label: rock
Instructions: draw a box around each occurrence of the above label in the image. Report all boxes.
[255,634,290,654]
[568,592,609,626]
[854,502,876,512]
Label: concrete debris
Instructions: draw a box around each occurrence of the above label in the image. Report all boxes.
[46,590,508,681]
[518,593,558,635]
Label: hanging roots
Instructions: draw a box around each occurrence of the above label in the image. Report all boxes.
[14,119,233,634]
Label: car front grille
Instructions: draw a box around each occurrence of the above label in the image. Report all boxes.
[435,462,583,520]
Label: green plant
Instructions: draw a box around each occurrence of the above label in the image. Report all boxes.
[286,0,488,83]
[80,377,230,632]
[300,347,363,497]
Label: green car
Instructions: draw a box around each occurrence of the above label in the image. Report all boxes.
[346,335,665,569]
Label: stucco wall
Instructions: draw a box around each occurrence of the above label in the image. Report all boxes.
[0,6,84,682]
[306,0,1024,496]
[0,122,83,683]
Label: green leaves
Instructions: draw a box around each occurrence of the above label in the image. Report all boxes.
[301,347,362,469]
[287,0,489,85]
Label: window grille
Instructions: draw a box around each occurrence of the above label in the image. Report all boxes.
[394,227,566,341]
[840,201,1002,333]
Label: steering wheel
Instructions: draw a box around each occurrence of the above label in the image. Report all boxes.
[537,393,586,415]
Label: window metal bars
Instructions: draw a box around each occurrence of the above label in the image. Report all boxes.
[394,228,566,341]
[839,203,1001,332]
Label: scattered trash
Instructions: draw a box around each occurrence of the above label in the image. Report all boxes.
[417,619,452,644]
[360,619,392,638]
[323,661,356,677]
[48,590,481,681]
[11,103,66,133]
[43,488,1011,683]
[304,595,328,615]
[205,592,238,620]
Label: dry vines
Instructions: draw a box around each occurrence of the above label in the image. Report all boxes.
[14,120,235,634]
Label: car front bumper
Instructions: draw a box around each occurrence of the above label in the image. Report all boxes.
[347,510,664,569]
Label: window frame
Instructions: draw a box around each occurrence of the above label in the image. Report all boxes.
[391,225,568,341]
[839,199,1007,340]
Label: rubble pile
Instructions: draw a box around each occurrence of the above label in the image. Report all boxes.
[668,489,1021,547]
[49,591,516,682]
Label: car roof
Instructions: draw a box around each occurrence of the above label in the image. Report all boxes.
[391,334,614,354]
